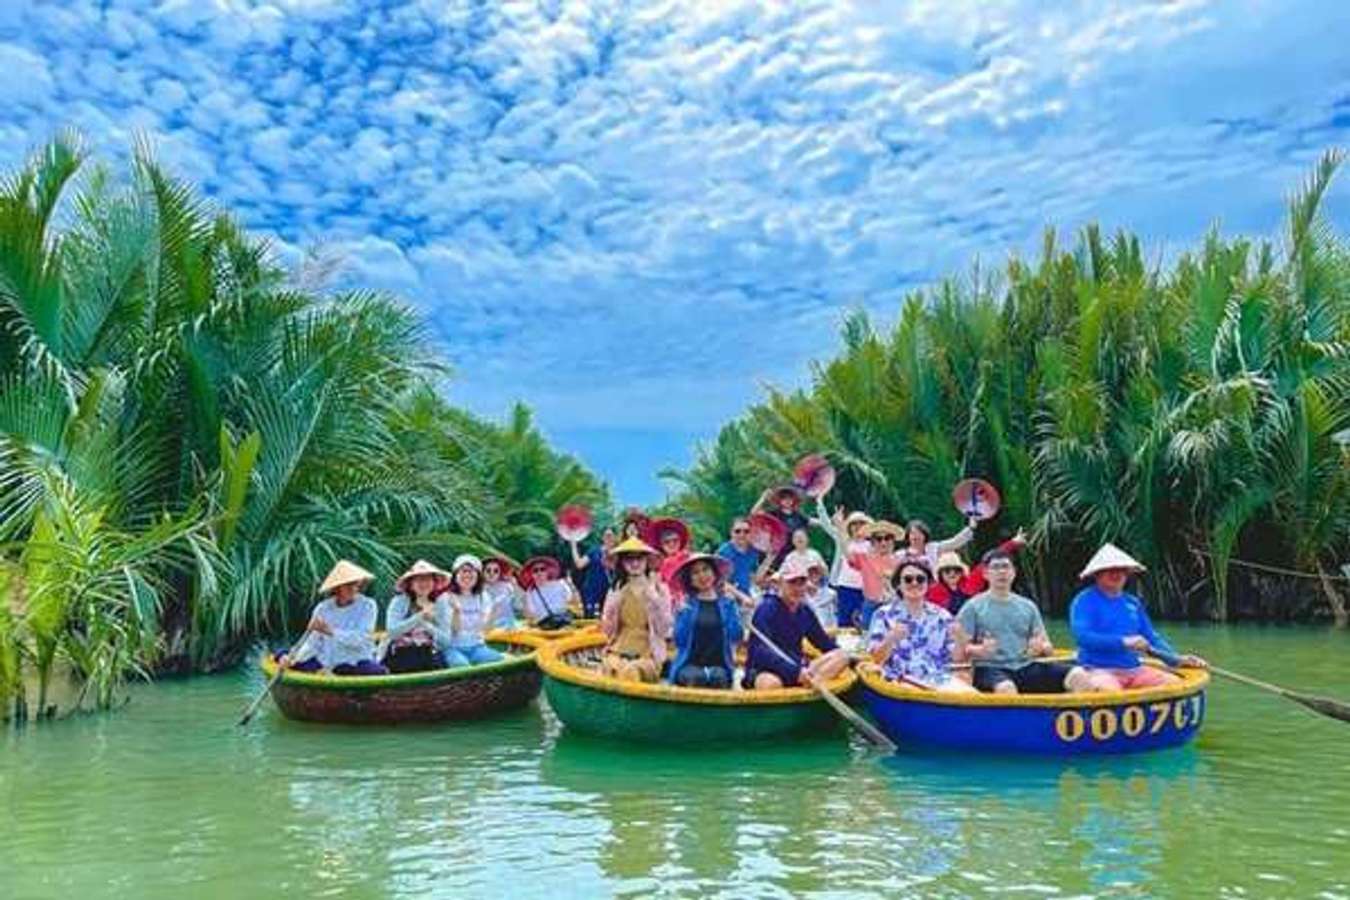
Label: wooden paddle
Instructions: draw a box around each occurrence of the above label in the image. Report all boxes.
[1150,645,1350,725]
[746,621,897,752]
[237,631,311,726]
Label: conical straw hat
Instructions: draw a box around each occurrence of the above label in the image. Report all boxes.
[319,559,375,594]
[395,559,451,593]
[606,536,661,567]
[1079,543,1146,580]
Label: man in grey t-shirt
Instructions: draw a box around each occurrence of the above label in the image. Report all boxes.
[956,548,1079,694]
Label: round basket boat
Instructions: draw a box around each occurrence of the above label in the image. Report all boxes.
[260,631,544,725]
[860,661,1209,755]
[496,617,600,642]
[538,631,858,743]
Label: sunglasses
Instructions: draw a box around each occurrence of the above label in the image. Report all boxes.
[732,528,749,534]
[900,574,929,585]
[531,566,549,574]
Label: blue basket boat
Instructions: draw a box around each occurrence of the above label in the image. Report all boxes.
[860,661,1209,755]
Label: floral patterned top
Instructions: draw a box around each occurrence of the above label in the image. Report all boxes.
[867,599,956,683]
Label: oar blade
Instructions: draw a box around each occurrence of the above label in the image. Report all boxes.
[1291,691,1350,724]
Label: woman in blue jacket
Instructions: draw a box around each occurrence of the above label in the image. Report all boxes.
[669,554,744,689]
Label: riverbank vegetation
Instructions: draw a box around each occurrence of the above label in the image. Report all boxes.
[665,151,1350,627]
[0,135,607,720]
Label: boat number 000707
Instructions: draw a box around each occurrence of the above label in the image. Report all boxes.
[1054,695,1204,742]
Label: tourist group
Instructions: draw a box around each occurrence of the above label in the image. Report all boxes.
[277,479,1207,698]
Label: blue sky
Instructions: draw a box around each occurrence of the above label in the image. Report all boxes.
[4,1,1349,504]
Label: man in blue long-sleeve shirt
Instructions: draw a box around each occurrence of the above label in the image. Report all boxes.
[1066,544,1207,692]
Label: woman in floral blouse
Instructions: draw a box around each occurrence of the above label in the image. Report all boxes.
[867,558,976,693]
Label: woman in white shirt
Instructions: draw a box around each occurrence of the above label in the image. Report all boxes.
[520,556,577,630]
[804,562,839,630]
[444,555,505,667]
[782,527,828,578]
[901,517,979,570]
[383,559,453,673]
[482,556,521,628]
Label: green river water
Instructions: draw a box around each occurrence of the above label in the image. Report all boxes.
[3,624,1348,899]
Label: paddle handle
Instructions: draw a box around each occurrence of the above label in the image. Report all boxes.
[746,621,897,752]
[237,631,310,726]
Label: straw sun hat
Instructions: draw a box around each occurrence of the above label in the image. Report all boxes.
[1079,543,1147,580]
[844,511,873,529]
[864,520,906,541]
[394,559,450,594]
[935,551,969,575]
[518,556,562,590]
[606,536,662,567]
[319,559,374,595]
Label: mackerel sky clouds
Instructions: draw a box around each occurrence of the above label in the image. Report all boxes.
[4,1,1349,501]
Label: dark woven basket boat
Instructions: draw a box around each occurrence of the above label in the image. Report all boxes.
[538,632,858,743]
[260,632,544,725]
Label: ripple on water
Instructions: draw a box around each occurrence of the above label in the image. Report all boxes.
[3,626,1349,899]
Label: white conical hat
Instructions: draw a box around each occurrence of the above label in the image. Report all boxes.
[319,559,375,594]
[1079,543,1146,580]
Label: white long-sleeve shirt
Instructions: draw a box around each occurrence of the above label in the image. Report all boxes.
[446,592,494,648]
[484,581,519,628]
[811,499,867,589]
[904,526,975,570]
[524,580,572,623]
[385,593,453,650]
[296,596,379,668]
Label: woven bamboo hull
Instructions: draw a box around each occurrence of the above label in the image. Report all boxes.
[260,634,543,725]
[538,632,857,744]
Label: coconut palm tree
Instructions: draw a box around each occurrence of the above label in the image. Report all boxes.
[1,134,611,718]
[668,150,1350,624]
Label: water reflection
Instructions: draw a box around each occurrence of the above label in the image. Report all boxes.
[3,626,1349,899]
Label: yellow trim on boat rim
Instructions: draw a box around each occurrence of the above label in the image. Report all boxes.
[537,631,858,706]
[858,661,1209,708]
[497,619,601,641]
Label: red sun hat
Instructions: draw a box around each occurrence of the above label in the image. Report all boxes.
[518,556,562,590]
[482,556,517,579]
[792,454,836,498]
[647,517,691,551]
[672,552,733,586]
[746,512,789,553]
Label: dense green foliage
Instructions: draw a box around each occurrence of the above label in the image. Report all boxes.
[0,136,607,719]
[666,151,1350,626]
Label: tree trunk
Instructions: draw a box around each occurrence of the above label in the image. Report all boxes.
[1316,565,1348,629]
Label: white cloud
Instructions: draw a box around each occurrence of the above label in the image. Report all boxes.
[4,0,1349,501]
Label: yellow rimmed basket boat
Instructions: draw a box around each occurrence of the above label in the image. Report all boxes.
[859,658,1209,755]
[259,631,544,725]
[538,631,858,743]
[497,617,599,643]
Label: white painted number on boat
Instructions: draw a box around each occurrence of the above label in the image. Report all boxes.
[1090,708,1118,740]
[1055,697,1201,743]
[1055,710,1085,741]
